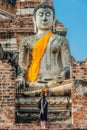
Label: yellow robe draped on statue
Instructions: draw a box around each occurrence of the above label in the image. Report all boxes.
[27,31,52,82]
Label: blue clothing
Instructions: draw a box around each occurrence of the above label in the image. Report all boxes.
[39,97,48,122]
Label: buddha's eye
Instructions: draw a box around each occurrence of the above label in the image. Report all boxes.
[38,12,43,17]
[46,12,51,16]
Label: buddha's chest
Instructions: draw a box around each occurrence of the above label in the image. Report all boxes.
[29,35,61,54]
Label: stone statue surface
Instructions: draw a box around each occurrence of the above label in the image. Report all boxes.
[16,3,71,88]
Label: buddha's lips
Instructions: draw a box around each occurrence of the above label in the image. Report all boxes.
[42,21,49,25]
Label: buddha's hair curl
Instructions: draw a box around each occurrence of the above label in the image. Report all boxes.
[33,3,55,19]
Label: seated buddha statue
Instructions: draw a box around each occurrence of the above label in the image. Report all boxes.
[16,2,71,88]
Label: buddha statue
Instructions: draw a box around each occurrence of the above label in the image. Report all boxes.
[16,2,71,89]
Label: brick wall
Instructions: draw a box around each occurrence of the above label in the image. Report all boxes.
[72,88,87,129]
[0,0,16,15]
[0,60,16,128]
[71,57,87,80]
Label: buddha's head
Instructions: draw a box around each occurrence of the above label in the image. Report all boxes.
[33,3,55,32]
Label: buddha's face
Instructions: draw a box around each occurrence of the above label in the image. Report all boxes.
[35,8,54,30]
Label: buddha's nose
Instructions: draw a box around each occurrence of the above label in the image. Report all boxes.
[43,15,47,22]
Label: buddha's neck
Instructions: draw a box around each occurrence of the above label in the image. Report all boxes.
[37,29,51,35]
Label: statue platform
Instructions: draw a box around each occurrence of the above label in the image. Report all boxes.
[16,79,72,123]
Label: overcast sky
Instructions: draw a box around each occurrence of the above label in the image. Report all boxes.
[54,0,87,61]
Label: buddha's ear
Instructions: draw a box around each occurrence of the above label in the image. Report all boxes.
[52,18,56,33]
[33,17,37,34]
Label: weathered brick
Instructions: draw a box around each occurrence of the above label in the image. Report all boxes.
[72,88,87,128]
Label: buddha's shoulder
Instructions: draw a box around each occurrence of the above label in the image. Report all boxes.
[22,35,41,44]
[19,35,37,46]
[51,34,68,43]
[52,34,66,40]
[23,35,37,41]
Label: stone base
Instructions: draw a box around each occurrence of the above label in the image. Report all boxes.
[16,96,72,124]
[15,79,72,125]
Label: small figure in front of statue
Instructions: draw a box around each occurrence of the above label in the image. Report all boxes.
[38,88,48,129]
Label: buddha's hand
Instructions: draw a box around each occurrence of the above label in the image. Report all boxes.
[57,71,66,83]
[60,67,70,79]
[60,71,66,78]
[16,76,25,88]
[57,74,65,83]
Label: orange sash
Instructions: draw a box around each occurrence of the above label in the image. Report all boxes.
[27,31,52,82]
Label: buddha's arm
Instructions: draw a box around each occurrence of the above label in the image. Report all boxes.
[17,40,27,79]
[60,38,71,78]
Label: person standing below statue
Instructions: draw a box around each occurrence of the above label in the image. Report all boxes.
[38,88,48,129]
[16,2,71,87]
